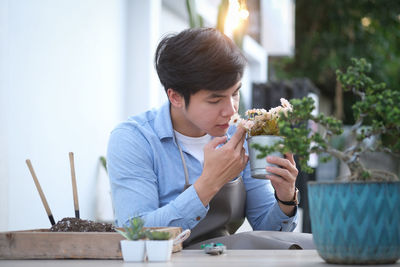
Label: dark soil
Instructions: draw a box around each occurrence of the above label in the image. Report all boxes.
[50,217,115,232]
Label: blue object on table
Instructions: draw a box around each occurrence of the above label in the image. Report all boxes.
[201,243,226,255]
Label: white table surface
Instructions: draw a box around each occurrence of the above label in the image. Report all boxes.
[0,250,399,267]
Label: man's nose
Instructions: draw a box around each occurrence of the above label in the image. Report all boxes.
[221,98,236,117]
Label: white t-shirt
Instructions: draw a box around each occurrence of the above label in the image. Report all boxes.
[174,130,212,165]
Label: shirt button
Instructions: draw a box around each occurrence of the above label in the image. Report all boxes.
[196,216,201,221]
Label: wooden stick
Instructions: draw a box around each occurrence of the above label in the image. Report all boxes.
[25,159,56,225]
[69,152,80,219]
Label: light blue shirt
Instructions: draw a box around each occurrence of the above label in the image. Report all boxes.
[107,102,298,231]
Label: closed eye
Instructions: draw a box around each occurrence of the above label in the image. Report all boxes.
[206,84,241,104]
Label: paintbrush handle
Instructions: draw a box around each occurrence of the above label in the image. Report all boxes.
[26,159,56,225]
[69,152,80,219]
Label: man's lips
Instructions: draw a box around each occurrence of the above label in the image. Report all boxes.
[216,123,229,129]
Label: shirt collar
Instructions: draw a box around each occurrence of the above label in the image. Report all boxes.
[154,101,174,140]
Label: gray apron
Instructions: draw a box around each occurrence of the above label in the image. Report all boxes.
[174,134,247,247]
[174,134,315,250]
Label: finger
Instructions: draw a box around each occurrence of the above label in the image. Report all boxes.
[235,132,246,151]
[240,147,246,161]
[284,153,296,166]
[243,153,249,167]
[267,156,298,177]
[267,156,297,173]
[266,166,294,182]
[268,174,294,189]
[239,149,248,170]
[206,136,228,150]
[268,174,282,187]
[227,127,246,148]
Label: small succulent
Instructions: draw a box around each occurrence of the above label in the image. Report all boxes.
[146,230,171,240]
[116,217,146,241]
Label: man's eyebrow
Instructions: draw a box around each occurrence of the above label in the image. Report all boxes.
[207,83,242,99]
[234,83,242,92]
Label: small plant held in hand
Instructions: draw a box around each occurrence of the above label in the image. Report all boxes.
[116,217,146,240]
[230,98,293,137]
[256,58,400,181]
[230,99,293,179]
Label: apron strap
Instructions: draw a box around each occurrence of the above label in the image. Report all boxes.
[174,132,191,190]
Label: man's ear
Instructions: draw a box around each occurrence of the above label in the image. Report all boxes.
[167,88,185,108]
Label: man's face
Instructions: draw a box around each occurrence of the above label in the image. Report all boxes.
[181,81,241,137]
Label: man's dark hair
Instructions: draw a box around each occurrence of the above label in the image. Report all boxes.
[155,28,247,106]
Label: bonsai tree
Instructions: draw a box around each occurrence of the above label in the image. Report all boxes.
[250,58,400,181]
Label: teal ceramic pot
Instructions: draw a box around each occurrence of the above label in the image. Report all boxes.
[247,135,283,179]
[308,181,400,264]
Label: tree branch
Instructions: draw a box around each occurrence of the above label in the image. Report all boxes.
[326,147,350,162]
[352,86,365,100]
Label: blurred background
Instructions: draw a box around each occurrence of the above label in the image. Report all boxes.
[0,0,399,233]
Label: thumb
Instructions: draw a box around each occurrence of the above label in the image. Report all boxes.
[206,136,228,150]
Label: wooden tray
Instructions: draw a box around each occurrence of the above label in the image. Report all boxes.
[0,227,182,259]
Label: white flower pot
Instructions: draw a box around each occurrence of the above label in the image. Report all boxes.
[247,135,283,179]
[120,240,146,262]
[146,239,173,262]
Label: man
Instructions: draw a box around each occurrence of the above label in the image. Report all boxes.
[107,28,299,247]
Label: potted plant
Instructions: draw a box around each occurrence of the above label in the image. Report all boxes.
[249,58,400,264]
[230,99,293,179]
[116,217,147,262]
[145,230,173,262]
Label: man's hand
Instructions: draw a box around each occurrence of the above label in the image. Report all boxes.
[194,127,248,206]
[266,153,299,216]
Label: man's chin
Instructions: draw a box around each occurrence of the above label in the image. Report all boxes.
[209,128,229,137]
